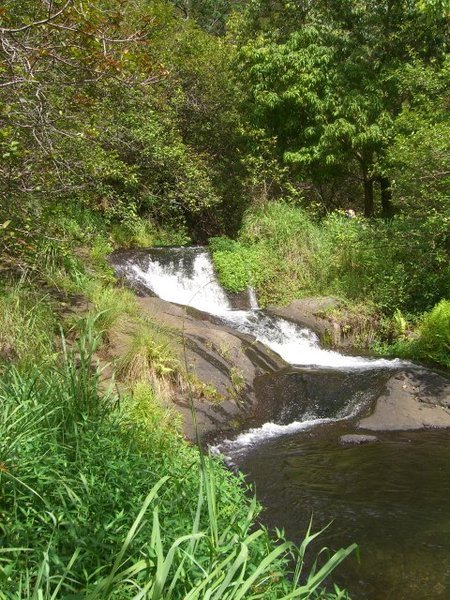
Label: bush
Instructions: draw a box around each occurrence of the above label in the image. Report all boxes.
[416,300,450,364]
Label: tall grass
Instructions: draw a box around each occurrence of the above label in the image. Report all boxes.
[0,320,356,598]
[210,202,449,315]
[117,323,180,385]
[0,280,56,367]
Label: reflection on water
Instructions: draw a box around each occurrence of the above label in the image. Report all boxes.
[233,426,450,600]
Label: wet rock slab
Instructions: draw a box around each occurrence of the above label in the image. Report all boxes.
[135,296,287,440]
[358,368,450,431]
[340,434,378,445]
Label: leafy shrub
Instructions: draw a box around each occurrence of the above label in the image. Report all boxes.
[322,213,449,314]
[387,300,450,368]
[210,237,269,293]
[416,300,450,365]
[210,202,449,315]
[123,381,183,451]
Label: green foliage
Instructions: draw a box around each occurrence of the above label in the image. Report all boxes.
[170,0,239,34]
[210,202,449,314]
[1,0,248,242]
[0,331,355,598]
[84,285,138,342]
[117,322,180,384]
[414,300,450,367]
[384,300,450,368]
[209,237,269,292]
[322,212,449,314]
[235,0,448,215]
[125,380,182,438]
[0,281,56,367]
[212,203,326,306]
[382,57,450,216]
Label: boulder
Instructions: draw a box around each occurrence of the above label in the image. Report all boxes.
[358,368,450,431]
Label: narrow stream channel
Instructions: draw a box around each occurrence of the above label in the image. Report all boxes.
[111,246,450,600]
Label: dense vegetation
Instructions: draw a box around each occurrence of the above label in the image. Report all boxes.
[0,234,355,597]
[0,0,449,596]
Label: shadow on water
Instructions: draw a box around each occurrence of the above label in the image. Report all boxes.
[228,420,450,600]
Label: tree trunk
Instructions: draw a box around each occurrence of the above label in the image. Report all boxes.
[363,176,374,217]
[379,176,394,218]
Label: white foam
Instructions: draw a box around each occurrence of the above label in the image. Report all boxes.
[123,248,406,370]
[212,397,370,457]
[223,417,334,448]
[130,251,232,315]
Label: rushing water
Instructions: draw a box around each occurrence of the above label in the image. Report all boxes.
[111,246,450,600]
[112,247,404,369]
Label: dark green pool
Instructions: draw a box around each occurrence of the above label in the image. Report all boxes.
[233,424,450,599]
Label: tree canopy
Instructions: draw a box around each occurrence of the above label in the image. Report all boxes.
[235,0,449,215]
[1,0,449,229]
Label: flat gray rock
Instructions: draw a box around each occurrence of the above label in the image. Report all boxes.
[340,434,378,445]
[358,369,450,431]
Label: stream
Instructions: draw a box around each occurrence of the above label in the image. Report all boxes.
[111,246,450,600]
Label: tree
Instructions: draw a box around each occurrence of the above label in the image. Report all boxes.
[169,0,241,34]
[235,0,448,216]
[0,0,163,199]
[0,1,244,237]
[382,57,450,217]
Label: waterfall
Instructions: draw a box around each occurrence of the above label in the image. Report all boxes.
[113,246,404,371]
[117,247,232,315]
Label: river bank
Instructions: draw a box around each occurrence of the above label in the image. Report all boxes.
[1,242,359,598]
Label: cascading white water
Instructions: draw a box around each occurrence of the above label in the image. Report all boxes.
[121,247,403,370]
[222,311,403,369]
[122,248,232,315]
[113,246,406,447]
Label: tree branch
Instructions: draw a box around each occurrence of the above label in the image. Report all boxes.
[0,0,72,34]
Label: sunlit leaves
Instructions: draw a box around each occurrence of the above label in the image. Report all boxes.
[235,0,448,215]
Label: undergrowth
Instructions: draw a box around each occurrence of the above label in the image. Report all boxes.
[0,319,355,598]
[0,279,57,367]
[378,300,450,368]
[210,202,448,315]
